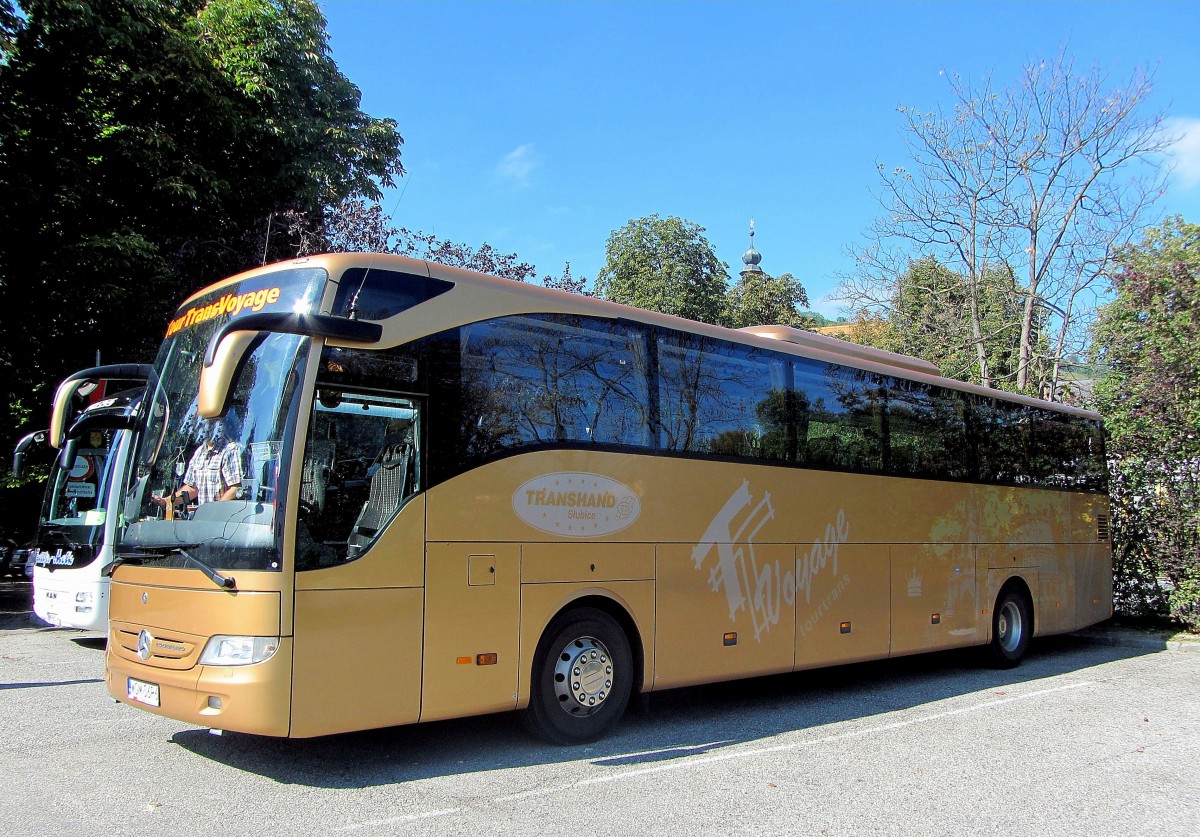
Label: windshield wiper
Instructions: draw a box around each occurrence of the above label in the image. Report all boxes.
[175,548,236,590]
[104,554,145,576]
[108,545,235,589]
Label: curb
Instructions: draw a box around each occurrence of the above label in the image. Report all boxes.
[1067,629,1200,653]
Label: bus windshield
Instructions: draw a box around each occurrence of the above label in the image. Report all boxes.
[119,268,325,572]
[33,428,123,570]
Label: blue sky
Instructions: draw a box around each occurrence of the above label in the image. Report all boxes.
[320,0,1200,317]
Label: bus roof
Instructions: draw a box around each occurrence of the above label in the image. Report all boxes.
[189,252,1102,422]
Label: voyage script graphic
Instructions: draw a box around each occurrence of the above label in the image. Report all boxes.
[693,480,850,642]
[513,472,640,537]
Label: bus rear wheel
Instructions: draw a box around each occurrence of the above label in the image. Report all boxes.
[524,607,633,745]
[988,587,1032,669]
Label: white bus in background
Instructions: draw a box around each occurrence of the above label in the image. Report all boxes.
[23,365,148,630]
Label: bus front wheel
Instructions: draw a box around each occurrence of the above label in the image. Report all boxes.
[524,607,633,745]
[988,587,1032,669]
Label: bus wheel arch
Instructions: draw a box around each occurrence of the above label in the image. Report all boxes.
[988,578,1034,669]
[523,599,639,745]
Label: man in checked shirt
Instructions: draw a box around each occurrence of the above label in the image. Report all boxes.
[152,420,243,513]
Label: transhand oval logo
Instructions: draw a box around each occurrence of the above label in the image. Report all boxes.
[514,473,641,538]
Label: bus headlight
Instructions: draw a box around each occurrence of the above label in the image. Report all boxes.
[199,636,280,666]
[76,592,94,603]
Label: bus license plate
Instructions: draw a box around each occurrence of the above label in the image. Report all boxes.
[127,677,160,707]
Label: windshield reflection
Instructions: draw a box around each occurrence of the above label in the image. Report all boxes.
[120,270,323,572]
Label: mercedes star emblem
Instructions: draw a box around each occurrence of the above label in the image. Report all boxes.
[137,629,153,661]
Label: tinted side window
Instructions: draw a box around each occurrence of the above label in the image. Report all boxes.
[1081,421,1109,491]
[971,396,1030,484]
[459,315,651,460]
[331,268,453,320]
[1028,411,1109,490]
[795,359,884,472]
[885,378,971,480]
[410,314,1107,493]
[657,332,790,461]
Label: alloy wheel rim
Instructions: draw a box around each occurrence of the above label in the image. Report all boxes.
[553,636,613,716]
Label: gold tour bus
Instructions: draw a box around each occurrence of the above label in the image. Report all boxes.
[99,253,1111,744]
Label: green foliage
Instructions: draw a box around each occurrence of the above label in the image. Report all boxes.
[595,215,729,325]
[852,256,1036,389]
[724,271,810,329]
[798,311,848,328]
[541,262,592,296]
[1093,217,1200,630]
[0,0,403,534]
[189,0,403,208]
[0,1,19,61]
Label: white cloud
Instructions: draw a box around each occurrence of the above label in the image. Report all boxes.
[494,144,539,188]
[1164,117,1200,189]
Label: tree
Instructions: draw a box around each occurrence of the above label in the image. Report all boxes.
[838,53,1169,397]
[857,256,1036,387]
[191,0,403,211]
[0,0,403,531]
[1092,217,1200,630]
[542,262,592,296]
[314,198,537,282]
[0,1,18,59]
[723,270,810,330]
[594,215,729,325]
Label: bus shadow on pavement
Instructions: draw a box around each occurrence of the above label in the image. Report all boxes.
[170,633,1156,789]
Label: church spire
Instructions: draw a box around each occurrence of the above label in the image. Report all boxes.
[741,218,763,277]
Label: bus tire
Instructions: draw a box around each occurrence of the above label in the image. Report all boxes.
[988,587,1032,669]
[523,607,633,745]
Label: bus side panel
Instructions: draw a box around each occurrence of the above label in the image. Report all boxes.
[985,567,1040,622]
[890,543,979,656]
[1071,492,1114,630]
[290,587,424,737]
[522,542,653,584]
[516,580,655,706]
[421,542,521,723]
[654,543,795,690]
[290,495,428,737]
[1075,542,1114,630]
[1035,547,1076,636]
[795,544,890,670]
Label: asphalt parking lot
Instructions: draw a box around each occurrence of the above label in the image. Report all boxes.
[1,580,1198,836]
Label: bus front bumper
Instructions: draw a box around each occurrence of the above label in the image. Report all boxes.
[33,574,109,631]
[106,636,294,737]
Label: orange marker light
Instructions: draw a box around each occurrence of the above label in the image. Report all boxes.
[931,613,941,625]
[456,656,472,665]
[840,622,852,634]
[723,632,737,647]
[476,653,498,666]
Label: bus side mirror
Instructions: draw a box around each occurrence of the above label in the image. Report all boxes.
[50,379,89,449]
[12,429,48,478]
[199,330,262,419]
[58,437,79,473]
[198,313,382,419]
[49,363,152,448]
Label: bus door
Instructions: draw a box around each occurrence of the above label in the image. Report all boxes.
[290,386,426,737]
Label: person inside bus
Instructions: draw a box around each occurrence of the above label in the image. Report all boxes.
[151,419,243,512]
